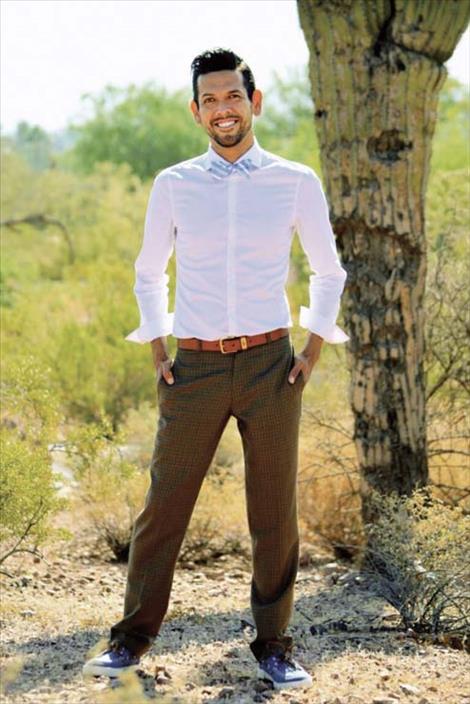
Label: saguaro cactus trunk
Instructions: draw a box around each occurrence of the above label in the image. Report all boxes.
[297,0,469,523]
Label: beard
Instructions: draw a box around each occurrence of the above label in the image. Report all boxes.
[207,119,250,147]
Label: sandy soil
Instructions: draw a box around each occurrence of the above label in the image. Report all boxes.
[1,529,469,704]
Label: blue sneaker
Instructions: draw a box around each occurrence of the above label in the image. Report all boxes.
[82,644,140,679]
[256,652,312,690]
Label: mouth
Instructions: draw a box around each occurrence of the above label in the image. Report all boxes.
[213,118,239,131]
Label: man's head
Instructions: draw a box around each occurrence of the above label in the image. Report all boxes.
[190,48,262,150]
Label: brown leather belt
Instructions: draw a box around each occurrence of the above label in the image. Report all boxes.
[177,327,289,354]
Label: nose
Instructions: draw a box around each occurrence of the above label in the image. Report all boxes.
[212,100,236,115]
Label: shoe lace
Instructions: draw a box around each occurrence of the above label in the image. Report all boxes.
[278,652,298,669]
[284,656,298,670]
[109,643,130,657]
[266,650,297,671]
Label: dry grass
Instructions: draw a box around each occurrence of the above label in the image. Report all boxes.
[2,529,470,704]
[1,417,469,703]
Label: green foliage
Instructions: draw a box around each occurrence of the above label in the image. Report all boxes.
[362,488,470,637]
[0,143,39,218]
[255,66,320,170]
[0,356,66,566]
[65,83,208,180]
[49,258,156,429]
[1,437,60,555]
[1,356,60,438]
[425,168,469,412]
[5,121,54,171]
[426,167,468,257]
[1,157,160,428]
[431,76,470,172]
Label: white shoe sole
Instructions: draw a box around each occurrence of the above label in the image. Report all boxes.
[256,666,313,690]
[82,662,138,679]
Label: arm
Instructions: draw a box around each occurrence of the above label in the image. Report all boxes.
[289,168,349,383]
[296,167,349,345]
[125,171,175,345]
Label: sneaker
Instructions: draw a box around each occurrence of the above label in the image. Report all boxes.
[256,652,312,690]
[82,644,140,679]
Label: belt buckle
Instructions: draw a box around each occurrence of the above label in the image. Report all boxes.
[219,336,248,354]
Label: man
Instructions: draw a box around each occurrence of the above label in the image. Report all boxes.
[83,48,349,691]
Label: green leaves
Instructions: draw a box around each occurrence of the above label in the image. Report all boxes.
[0,357,65,565]
[68,83,208,180]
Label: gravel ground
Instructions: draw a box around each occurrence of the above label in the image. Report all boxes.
[1,532,469,704]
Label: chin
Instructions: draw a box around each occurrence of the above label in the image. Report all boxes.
[213,132,245,147]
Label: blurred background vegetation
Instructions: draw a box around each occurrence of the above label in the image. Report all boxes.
[1,69,468,572]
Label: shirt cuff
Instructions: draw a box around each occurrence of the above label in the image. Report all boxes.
[125,313,174,344]
[298,305,350,344]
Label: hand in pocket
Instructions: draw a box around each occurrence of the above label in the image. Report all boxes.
[156,357,175,385]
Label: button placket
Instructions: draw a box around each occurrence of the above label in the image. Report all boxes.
[226,175,238,334]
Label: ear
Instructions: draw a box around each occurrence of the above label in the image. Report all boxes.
[251,88,263,117]
[190,99,201,124]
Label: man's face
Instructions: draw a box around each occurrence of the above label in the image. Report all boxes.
[190,70,262,148]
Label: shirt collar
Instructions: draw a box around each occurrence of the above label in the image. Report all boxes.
[202,135,263,171]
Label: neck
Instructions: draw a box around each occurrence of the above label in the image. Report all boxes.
[210,132,254,164]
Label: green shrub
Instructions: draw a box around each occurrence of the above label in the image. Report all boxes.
[0,435,64,565]
[0,356,66,567]
[362,487,470,639]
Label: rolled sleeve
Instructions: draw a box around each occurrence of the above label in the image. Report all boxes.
[125,171,175,344]
[295,168,349,344]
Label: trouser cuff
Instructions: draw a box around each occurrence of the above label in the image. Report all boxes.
[249,634,294,662]
[108,631,153,659]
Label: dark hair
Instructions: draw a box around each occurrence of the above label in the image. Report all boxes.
[191,48,256,107]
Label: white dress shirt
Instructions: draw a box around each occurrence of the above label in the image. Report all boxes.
[125,136,349,344]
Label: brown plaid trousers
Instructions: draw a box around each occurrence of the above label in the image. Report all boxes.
[109,331,306,661]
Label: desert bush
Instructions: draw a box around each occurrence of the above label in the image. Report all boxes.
[65,415,147,561]
[297,408,364,559]
[297,407,469,564]
[0,436,66,567]
[361,487,470,639]
[425,170,470,509]
[178,468,249,566]
[0,356,66,567]
[299,470,363,561]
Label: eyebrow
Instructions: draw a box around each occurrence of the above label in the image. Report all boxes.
[200,89,244,98]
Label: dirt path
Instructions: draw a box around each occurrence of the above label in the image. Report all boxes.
[1,533,469,704]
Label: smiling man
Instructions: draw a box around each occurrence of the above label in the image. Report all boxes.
[83,48,349,691]
[195,68,256,153]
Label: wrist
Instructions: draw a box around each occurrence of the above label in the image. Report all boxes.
[151,336,169,360]
[302,332,324,356]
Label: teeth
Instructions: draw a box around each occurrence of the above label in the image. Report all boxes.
[216,120,236,127]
